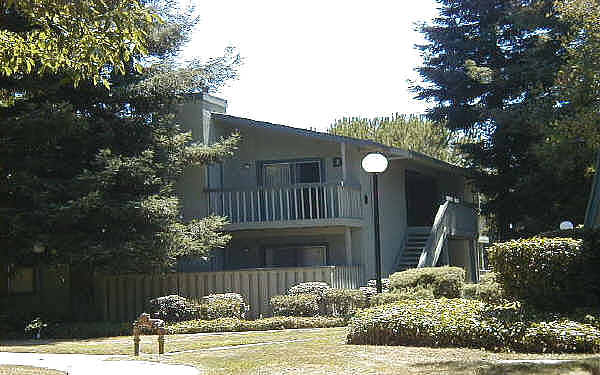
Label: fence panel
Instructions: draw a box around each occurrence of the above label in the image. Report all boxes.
[95,265,361,321]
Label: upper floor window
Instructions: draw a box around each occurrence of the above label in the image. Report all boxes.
[261,160,323,186]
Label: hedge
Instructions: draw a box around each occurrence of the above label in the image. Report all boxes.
[167,316,346,334]
[38,322,132,339]
[488,237,597,311]
[369,288,434,307]
[323,288,367,317]
[146,295,198,323]
[197,293,248,320]
[462,272,505,304]
[270,294,320,317]
[389,267,465,298]
[346,299,600,353]
[287,282,330,297]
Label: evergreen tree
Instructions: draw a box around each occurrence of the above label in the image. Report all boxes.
[1,0,240,273]
[413,0,589,237]
[329,114,468,165]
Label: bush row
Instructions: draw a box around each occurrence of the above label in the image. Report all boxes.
[146,293,248,323]
[346,299,600,353]
[389,266,465,298]
[462,272,506,304]
[167,316,346,334]
[270,288,368,317]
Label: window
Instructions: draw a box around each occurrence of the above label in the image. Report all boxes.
[261,160,322,186]
[8,266,36,294]
[265,245,327,267]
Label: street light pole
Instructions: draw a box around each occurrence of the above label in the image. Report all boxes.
[372,172,383,293]
[361,152,388,294]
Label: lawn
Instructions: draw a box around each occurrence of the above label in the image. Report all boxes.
[1,327,599,374]
[0,366,65,375]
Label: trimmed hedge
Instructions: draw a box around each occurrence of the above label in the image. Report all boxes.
[146,295,198,323]
[287,282,330,298]
[389,267,465,298]
[197,293,248,320]
[369,288,435,306]
[462,272,505,304]
[346,299,600,353]
[270,294,320,317]
[488,237,597,311]
[167,316,345,334]
[323,288,367,317]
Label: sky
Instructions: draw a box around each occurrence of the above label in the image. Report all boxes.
[183,1,440,131]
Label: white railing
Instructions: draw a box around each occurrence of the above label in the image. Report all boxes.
[207,183,362,224]
[418,201,478,268]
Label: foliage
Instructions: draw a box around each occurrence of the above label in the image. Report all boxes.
[521,320,600,353]
[167,316,346,334]
[270,294,320,317]
[413,0,594,237]
[146,295,198,323]
[287,282,331,298]
[389,267,465,298]
[366,278,390,292]
[369,288,435,307]
[329,114,468,165]
[462,272,506,305]
[24,317,47,338]
[347,299,600,353]
[196,293,248,320]
[322,289,368,317]
[488,237,598,311]
[0,0,157,86]
[0,0,241,272]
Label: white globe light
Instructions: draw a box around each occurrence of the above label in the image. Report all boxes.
[32,243,45,254]
[362,153,388,173]
[559,221,574,230]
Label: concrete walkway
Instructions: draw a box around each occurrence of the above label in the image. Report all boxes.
[0,352,199,375]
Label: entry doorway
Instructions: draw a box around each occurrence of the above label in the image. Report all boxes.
[405,170,438,227]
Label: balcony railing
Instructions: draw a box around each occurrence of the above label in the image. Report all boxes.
[207,183,363,224]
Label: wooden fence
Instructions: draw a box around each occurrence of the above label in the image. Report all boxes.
[95,265,362,322]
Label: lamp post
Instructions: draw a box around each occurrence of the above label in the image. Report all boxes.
[362,153,388,293]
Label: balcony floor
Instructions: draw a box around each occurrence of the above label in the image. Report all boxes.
[224,217,364,231]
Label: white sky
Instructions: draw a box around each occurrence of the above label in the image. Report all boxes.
[183,1,439,131]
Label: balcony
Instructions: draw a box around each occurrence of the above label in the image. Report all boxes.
[207,183,364,230]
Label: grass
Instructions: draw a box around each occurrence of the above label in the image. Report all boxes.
[2,327,600,374]
[0,366,65,375]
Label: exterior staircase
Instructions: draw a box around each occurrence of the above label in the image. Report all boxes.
[396,227,431,271]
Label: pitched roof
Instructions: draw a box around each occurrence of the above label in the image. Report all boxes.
[212,113,471,175]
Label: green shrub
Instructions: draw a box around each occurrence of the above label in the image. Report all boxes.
[270,294,320,317]
[146,295,198,323]
[346,298,600,353]
[367,278,390,291]
[488,237,596,311]
[520,320,600,353]
[196,293,248,320]
[167,316,345,334]
[389,267,465,298]
[462,272,506,304]
[369,288,435,307]
[322,289,367,317]
[287,282,330,297]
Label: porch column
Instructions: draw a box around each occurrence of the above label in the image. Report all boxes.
[341,142,347,183]
[344,227,353,265]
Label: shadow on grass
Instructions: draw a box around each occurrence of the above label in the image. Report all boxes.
[411,358,600,375]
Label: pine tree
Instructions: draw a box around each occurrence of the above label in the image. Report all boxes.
[1,0,241,273]
[413,0,588,237]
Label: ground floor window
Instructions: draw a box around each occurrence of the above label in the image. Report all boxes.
[265,245,327,267]
[8,266,36,294]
